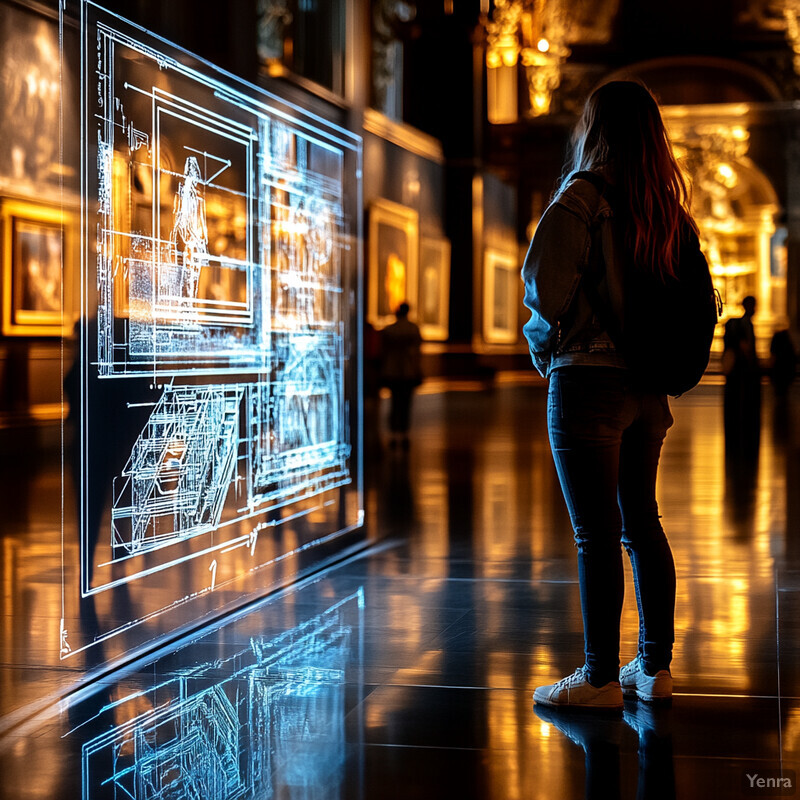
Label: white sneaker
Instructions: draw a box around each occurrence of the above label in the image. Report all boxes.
[619,657,672,703]
[533,667,623,709]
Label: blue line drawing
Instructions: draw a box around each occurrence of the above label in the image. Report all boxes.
[97,79,262,370]
[111,385,244,555]
[76,590,363,799]
[86,14,354,565]
[61,0,363,659]
[248,336,350,512]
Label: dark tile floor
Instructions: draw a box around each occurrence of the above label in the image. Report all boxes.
[1,378,800,799]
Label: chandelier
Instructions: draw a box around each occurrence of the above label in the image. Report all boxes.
[483,0,571,119]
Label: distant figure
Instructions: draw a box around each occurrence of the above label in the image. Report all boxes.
[769,329,797,399]
[380,302,422,447]
[723,296,761,459]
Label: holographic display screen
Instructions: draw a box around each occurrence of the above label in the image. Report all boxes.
[59,1,363,664]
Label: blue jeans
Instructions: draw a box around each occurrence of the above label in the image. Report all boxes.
[547,366,676,686]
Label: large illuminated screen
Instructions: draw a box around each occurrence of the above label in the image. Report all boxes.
[60,2,362,662]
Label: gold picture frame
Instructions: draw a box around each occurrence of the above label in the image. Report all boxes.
[1,199,72,336]
[482,247,519,345]
[418,234,451,341]
[368,199,419,329]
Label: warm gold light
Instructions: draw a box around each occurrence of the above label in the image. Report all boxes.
[784,1,800,75]
[531,92,550,114]
[385,252,407,313]
[501,47,519,67]
[715,162,737,188]
[484,0,570,120]
[539,722,551,738]
[485,0,522,69]
[486,41,520,68]
[486,49,503,69]
[665,107,784,339]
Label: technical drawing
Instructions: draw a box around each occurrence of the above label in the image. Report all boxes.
[63,0,361,662]
[132,686,242,799]
[248,335,350,512]
[88,17,355,563]
[109,360,350,560]
[264,119,344,334]
[79,592,361,800]
[93,53,349,376]
[115,87,258,365]
[111,385,244,555]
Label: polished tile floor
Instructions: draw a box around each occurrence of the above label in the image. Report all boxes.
[1,378,799,799]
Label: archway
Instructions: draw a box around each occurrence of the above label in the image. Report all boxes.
[603,58,786,355]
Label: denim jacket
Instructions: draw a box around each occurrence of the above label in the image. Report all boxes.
[521,174,627,377]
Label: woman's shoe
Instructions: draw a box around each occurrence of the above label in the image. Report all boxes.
[533,666,623,709]
[619,656,672,703]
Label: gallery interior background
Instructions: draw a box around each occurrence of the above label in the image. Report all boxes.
[1,0,800,715]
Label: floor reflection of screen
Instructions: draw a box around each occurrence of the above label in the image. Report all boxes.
[78,590,363,800]
[60,1,362,663]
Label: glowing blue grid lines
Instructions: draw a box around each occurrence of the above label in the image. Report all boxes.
[76,590,363,800]
[61,0,363,661]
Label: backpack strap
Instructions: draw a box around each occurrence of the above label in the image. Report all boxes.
[581,245,624,348]
[561,171,625,348]
[570,170,607,282]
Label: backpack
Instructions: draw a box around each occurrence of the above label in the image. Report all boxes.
[574,171,722,397]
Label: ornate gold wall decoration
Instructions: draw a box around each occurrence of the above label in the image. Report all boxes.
[483,0,620,121]
[737,0,800,77]
[783,1,800,74]
[665,106,785,350]
[483,0,571,119]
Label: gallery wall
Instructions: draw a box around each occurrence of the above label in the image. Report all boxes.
[0,0,366,699]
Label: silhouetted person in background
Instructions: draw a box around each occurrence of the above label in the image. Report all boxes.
[723,296,761,461]
[380,302,422,448]
[769,328,797,400]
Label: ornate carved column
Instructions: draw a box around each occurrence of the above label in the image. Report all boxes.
[786,112,800,334]
[372,0,416,119]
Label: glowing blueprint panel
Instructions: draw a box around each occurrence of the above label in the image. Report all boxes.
[93,36,346,373]
[59,1,363,666]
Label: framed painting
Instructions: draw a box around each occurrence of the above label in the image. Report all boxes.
[418,235,451,341]
[1,198,72,336]
[368,199,419,329]
[482,247,519,345]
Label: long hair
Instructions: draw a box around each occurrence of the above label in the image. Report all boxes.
[562,80,697,279]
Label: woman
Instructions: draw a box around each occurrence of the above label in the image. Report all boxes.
[524,81,695,708]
